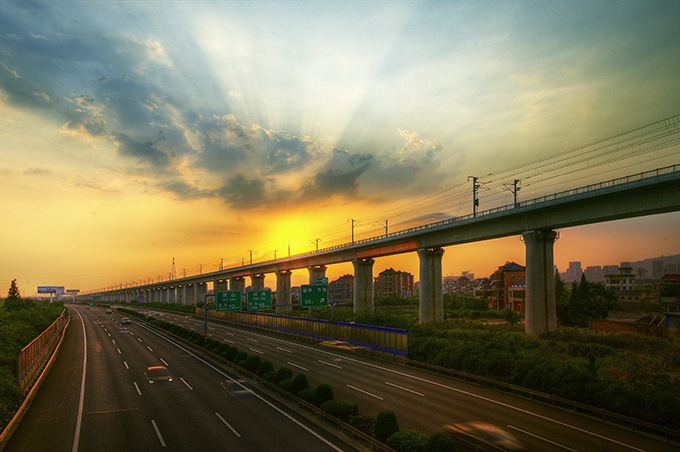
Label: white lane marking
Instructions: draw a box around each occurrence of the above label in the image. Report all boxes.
[147,346,154,352]
[224,339,234,344]
[180,378,193,390]
[124,361,129,370]
[246,338,258,343]
[160,358,169,366]
[215,412,241,438]
[151,420,167,447]
[319,360,342,369]
[287,361,309,371]
[117,348,121,355]
[72,309,87,452]
[137,338,143,342]
[111,339,115,344]
[136,321,345,452]
[249,348,264,355]
[508,425,578,451]
[385,381,425,397]
[237,333,647,452]
[134,382,142,396]
[347,384,383,400]
[224,331,234,336]
[276,346,293,353]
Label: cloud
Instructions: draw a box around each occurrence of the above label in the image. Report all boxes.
[113,133,173,171]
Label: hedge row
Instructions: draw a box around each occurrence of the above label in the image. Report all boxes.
[126,308,458,452]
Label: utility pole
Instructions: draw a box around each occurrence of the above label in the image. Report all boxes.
[312,238,321,251]
[348,218,358,243]
[468,176,480,216]
[503,179,521,207]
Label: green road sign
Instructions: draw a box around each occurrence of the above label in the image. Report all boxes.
[316,277,329,284]
[247,289,272,311]
[301,284,329,308]
[216,291,242,312]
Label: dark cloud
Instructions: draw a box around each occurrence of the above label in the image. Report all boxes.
[216,173,270,210]
[114,133,173,170]
[300,149,373,200]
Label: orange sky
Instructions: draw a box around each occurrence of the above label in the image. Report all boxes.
[1,1,679,296]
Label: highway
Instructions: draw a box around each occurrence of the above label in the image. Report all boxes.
[131,307,679,452]
[4,305,362,452]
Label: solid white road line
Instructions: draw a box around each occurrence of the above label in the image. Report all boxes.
[134,382,142,396]
[385,381,425,397]
[180,378,193,390]
[72,309,87,452]
[508,425,578,452]
[215,412,241,438]
[347,384,383,400]
[287,361,309,371]
[151,420,166,447]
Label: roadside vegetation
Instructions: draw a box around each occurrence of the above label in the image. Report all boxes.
[104,274,679,433]
[0,280,64,431]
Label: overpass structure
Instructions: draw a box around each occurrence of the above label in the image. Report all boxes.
[91,163,680,336]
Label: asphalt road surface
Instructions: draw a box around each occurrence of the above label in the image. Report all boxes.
[5,305,363,452]
[129,307,680,452]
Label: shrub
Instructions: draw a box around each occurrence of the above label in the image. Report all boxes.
[274,367,293,384]
[224,347,238,362]
[375,410,399,443]
[277,378,294,393]
[350,414,376,436]
[319,399,358,423]
[234,351,249,364]
[292,373,309,395]
[257,361,274,378]
[261,370,277,382]
[297,388,314,403]
[312,383,334,407]
[387,430,429,452]
[243,355,261,373]
[423,433,457,452]
[216,343,230,355]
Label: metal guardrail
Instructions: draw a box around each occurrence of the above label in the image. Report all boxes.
[198,308,409,355]
[16,309,69,392]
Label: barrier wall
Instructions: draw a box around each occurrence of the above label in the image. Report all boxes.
[197,308,408,355]
[16,309,69,392]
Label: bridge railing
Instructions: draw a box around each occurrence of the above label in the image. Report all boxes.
[16,309,69,392]
[197,308,409,355]
[295,163,680,258]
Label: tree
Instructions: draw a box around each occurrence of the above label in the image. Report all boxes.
[3,279,30,311]
[557,275,618,327]
[375,410,400,443]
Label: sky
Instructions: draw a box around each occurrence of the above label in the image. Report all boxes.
[1,0,679,296]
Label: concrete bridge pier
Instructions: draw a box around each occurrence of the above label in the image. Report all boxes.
[251,274,266,290]
[230,277,246,308]
[523,230,558,336]
[230,277,246,292]
[276,270,292,314]
[214,279,228,292]
[353,258,375,312]
[307,265,327,283]
[194,283,207,305]
[418,247,444,323]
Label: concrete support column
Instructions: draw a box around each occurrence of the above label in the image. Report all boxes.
[215,280,228,292]
[251,274,266,290]
[230,277,246,293]
[352,258,375,312]
[194,283,207,305]
[418,247,444,323]
[275,270,292,314]
[307,265,327,284]
[523,230,558,336]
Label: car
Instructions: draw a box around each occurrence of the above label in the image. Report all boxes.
[105,309,112,314]
[121,317,131,325]
[220,379,252,397]
[144,366,173,384]
[442,421,525,451]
